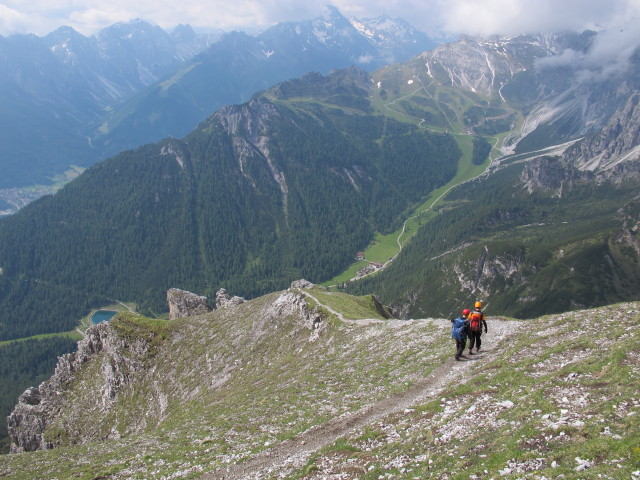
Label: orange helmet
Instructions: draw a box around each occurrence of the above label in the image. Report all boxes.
[462,308,470,316]
[475,301,483,309]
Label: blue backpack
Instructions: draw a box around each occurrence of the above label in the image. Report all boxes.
[451,317,468,341]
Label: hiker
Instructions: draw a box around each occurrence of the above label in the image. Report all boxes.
[468,301,487,355]
[451,309,471,361]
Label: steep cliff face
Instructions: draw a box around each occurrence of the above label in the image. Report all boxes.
[453,246,526,298]
[520,92,640,192]
[7,319,156,452]
[519,156,590,194]
[563,93,640,178]
[212,98,288,198]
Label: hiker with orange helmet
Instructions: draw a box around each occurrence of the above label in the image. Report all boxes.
[451,309,471,361]
[468,301,487,355]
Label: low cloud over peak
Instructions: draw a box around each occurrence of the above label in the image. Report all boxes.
[0,0,638,39]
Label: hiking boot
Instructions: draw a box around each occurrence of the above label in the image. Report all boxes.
[468,350,474,355]
[455,355,461,361]
[476,347,481,352]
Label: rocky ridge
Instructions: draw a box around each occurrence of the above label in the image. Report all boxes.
[6,283,317,454]
[7,319,155,452]
[2,286,638,479]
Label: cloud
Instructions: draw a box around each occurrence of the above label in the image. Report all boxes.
[534,17,640,83]
[0,3,37,36]
[437,0,640,36]
[0,0,639,40]
[0,0,330,36]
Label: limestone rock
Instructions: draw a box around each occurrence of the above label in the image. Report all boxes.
[167,288,213,320]
[7,322,151,452]
[215,288,245,309]
[263,290,323,331]
[290,279,314,289]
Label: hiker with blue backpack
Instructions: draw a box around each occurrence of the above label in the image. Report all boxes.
[451,309,471,361]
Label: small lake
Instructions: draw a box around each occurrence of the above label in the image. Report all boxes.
[91,310,117,324]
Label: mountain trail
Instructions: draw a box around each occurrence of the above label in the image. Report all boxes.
[200,317,522,479]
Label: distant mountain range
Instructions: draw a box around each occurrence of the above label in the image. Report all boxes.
[0,6,437,199]
[0,20,218,191]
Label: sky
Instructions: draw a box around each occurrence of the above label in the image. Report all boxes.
[1,0,639,39]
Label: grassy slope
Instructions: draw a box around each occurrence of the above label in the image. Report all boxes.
[0,288,449,478]
[288,302,640,479]
[1,291,638,479]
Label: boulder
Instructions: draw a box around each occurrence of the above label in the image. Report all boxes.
[167,288,213,320]
[290,279,314,289]
[215,288,245,309]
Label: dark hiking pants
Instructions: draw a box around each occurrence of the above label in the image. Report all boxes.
[455,339,467,359]
[469,330,482,351]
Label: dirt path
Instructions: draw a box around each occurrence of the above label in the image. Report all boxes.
[200,318,521,480]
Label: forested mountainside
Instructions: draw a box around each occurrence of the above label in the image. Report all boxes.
[0,66,461,342]
[3,285,639,479]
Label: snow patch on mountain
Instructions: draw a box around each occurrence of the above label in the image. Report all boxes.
[349,19,375,39]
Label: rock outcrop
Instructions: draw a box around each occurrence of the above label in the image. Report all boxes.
[262,289,324,332]
[520,156,591,194]
[215,288,246,309]
[7,320,153,452]
[167,288,213,319]
[521,93,640,193]
[562,93,640,177]
[290,279,315,289]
